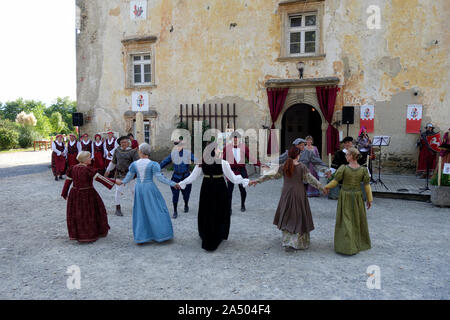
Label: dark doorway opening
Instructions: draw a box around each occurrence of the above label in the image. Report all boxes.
[281,103,322,156]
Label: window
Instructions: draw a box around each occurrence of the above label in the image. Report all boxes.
[278,0,325,61]
[133,121,150,144]
[288,13,317,56]
[133,54,151,85]
[121,35,157,88]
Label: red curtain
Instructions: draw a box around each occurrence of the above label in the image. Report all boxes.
[316,86,340,155]
[267,87,289,155]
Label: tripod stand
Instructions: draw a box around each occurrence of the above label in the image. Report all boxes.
[372,136,390,190]
[419,152,433,193]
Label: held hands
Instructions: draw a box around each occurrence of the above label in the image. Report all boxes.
[115,179,123,186]
[322,187,329,195]
[105,171,110,177]
[248,180,258,187]
[325,170,332,179]
[174,183,181,190]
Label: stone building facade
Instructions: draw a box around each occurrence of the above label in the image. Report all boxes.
[76,0,449,171]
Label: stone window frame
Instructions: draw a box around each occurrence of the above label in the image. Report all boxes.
[122,36,157,89]
[278,0,326,62]
[132,54,152,86]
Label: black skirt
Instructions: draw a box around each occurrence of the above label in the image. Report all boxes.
[197,163,231,251]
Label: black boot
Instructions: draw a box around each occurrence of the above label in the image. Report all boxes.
[115,205,123,216]
[172,203,178,219]
[59,175,64,179]
[55,176,58,181]
[184,202,189,213]
[241,203,246,212]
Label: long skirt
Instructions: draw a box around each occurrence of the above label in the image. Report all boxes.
[66,187,110,242]
[282,230,310,250]
[67,153,78,168]
[132,181,173,243]
[198,178,231,251]
[334,186,371,255]
[52,152,66,176]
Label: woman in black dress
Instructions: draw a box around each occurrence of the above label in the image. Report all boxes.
[179,144,251,251]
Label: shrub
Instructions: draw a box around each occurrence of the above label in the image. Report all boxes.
[431,172,450,187]
[0,127,19,150]
[18,126,40,148]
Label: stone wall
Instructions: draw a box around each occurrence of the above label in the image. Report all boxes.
[76,0,449,167]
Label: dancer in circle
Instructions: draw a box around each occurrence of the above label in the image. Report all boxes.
[160,138,196,219]
[61,151,111,243]
[116,143,180,244]
[305,135,321,197]
[251,146,327,251]
[178,143,251,252]
[105,136,139,216]
[324,147,373,255]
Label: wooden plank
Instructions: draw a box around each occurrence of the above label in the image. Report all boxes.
[180,104,183,124]
[221,104,224,132]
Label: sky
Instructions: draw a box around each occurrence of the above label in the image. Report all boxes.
[0,0,76,106]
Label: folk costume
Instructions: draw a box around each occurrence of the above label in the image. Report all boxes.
[51,136,66,180]
[80,135,94,159]
[61,164,111,242]
[439,129,450,169]
[104,133,118,170]
[93,134,105,173]
[122,158,176,243]
[223,137,261,213]
[356,132,374,184]
[325,165,373,255]
[160,143,196,218]
[305,145,321,197]
[276,139,330,176]
[66,135,81,168]
[417,124,438,177]
[106,137,139,216]
[256,163,324,250]
[179,157,249,252]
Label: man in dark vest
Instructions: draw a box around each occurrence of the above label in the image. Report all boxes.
[105,136,139,216]
[331,136,354,169]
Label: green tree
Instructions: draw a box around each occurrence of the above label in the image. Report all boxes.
[50,112,67,134]
[45,97,77,133]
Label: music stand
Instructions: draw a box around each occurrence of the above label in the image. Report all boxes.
[372,136,390,190]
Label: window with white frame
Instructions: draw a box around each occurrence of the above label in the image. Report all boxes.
[288,13,318,56]
[133,120,150,144]
[132,54,151,85]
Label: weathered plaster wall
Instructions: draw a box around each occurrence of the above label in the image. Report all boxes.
[76,0,449,167]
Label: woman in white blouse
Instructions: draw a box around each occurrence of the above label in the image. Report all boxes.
[178,143,254,251]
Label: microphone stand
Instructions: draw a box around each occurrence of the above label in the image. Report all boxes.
[419,148,432,193]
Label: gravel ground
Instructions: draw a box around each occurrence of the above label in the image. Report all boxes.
[0,151,449,299]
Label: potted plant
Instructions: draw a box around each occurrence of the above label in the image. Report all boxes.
[430,170,450,207]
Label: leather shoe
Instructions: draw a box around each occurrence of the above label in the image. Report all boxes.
[115,205,123,216]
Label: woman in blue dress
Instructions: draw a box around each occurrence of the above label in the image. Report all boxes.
[116,143,181,244]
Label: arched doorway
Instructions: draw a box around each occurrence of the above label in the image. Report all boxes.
[281,103,322,156]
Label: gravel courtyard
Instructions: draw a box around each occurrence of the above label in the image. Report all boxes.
[0,150,449,300]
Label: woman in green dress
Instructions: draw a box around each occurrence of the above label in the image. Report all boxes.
[324,147,373,255]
